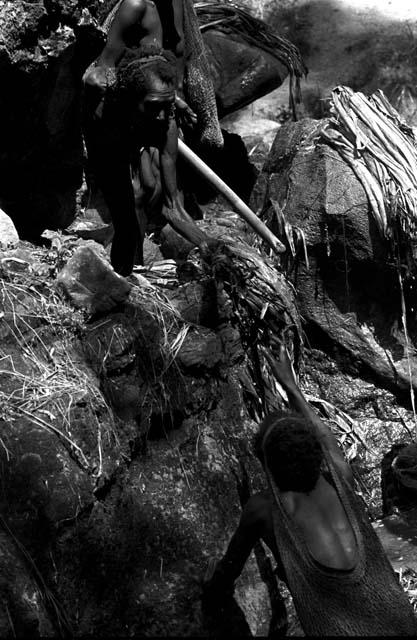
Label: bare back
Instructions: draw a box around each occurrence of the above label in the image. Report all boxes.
[281,476,358,569]
[256,475,358,571]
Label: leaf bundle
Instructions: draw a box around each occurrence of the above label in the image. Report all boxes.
[322,86,417,253]
[194,0,307,115]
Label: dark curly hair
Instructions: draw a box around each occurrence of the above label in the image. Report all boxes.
[115,45,177,101]
[254,411,323,493]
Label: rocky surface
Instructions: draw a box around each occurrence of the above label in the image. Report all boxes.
[1,210,417,636]
[57,244,132,314]
[2,0,417,636]
[0,221,302,636]
[253,117,417,398]
[0,0,105,237]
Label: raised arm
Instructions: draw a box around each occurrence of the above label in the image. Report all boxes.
[264,344,354,485]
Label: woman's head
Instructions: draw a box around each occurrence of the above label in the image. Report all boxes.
[115,45,177,123]
[254,412,323,493]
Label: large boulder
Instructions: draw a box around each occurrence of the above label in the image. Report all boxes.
[0,0,104,238]
[0,229,302,636]
[203,29,289,118]
[254,118,417,395]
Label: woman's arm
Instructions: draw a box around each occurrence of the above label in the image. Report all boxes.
[83,0,147,92]
[264,344,354,485]
[203,495,265,598]
[158,116,209,246]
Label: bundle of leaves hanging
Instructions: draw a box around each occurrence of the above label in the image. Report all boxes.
[194,0,307,118]
[201,234,303,418]
[322,86,417,272]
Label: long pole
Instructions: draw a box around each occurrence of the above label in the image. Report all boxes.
[178,139,285,255]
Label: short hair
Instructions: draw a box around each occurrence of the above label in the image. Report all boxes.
[115,45,177,101]
[254,411,323,493]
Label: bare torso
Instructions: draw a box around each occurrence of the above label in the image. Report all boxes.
[256,475,358,571]
[104,0,185,91]
[110,0,163,49]
[111,0,184,57]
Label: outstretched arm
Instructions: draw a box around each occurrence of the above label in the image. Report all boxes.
[264,344,354,485]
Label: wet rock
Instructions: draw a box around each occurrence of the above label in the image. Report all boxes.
[56,244,131,314]
[0,208,19,250]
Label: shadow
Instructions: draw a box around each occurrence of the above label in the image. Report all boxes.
[202,595,253,637]
[382,507,417,546]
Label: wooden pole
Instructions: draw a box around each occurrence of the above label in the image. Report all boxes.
[178,139,285,255]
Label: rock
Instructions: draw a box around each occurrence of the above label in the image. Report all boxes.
[0,1,104,238]
[2,416,95,530]
[143,237,164,266]
[159,224,195,261]
[0,255,32,277]
[373,507,417,573]
[56,244,131,314]
[176,328,223,370]
[66,209,113,246]
[223,116,280,152]
[294,257,417,395]
[222,116,280,174]
[203,29,289,118]
[0,208,19,249]
[0,529,55,637]
[0,271,127,609]
[168,280,217,327]
[0,224,304,636]
[255,118,417,394]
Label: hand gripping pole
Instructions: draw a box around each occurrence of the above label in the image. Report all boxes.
[178,139,285,255]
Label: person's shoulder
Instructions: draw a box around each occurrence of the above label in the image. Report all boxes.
[241,491,271,529]
[121,0,148,14]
